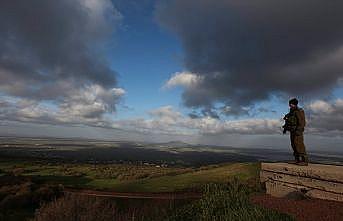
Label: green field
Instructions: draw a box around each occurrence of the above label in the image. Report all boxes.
[0,158,259,192]
[0,158,295,221]
[103,163,259,192]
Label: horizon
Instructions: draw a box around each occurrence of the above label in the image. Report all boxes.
[1,135,343,155]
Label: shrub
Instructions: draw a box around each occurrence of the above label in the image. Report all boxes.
[0,177,64,221]
[32,194,120,221]
[31,178,294,221]
[32,194,177,221]
[167,178,295,221]
[31,184,64,203]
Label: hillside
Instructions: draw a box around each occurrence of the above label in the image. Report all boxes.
[0,158,258,192]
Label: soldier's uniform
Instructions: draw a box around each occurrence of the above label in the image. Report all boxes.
[288,107,308,163]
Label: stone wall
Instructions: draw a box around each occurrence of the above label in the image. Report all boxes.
[260,162,343,202]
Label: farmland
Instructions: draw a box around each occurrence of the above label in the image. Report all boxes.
[0,137,341,221]
[0,158,258,192]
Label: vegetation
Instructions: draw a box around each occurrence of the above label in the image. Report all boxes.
[31,178,294,221]
[32,194,119,221]
[0,175,63,221]
[0,157,295,221]
[108,163,259,192]
[31,193,184,221]
[167,178,295,221]
[0,159,258,192]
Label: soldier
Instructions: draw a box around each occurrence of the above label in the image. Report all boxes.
[283,98,309,166]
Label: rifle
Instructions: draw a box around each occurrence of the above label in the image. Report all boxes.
[282,113,296,134]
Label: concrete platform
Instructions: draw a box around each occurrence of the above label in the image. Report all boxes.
[260,162,343,202]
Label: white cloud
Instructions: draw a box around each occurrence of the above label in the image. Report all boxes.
[111,106,282,136]
[149,106,182,121]
[60,84,125,119]
[112,101,343,137]
[0,83,125,128]
[112,88,126,96]
[307,100,334,114]
[163,71,203,89]
[306,99,343,134]
[2,96,343,137]
[338,78,343,86]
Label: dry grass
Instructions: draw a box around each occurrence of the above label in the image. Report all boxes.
[31,193,183,221]
[32,194,120,221]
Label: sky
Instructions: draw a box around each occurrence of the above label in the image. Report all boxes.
[0,0,343,151]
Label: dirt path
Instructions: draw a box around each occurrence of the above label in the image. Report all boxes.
[64,188,201,200]
[251,194,343,221]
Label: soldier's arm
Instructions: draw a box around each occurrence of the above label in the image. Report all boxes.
[295,109,306,133]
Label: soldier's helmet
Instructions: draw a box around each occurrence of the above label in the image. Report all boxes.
[289,98,298,106]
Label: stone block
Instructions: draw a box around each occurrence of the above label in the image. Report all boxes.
[260,162,343,202]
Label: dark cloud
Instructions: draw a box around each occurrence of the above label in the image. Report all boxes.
[156,0,343,114]
[188,112,200,119]
[0,0,121,100]
[0,0,125,124]
[201,108,220,119]
[220,105,250,116]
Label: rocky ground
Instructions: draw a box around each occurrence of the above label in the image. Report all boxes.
[251,194,343,221]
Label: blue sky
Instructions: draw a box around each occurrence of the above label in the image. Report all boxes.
[108,0,185,119]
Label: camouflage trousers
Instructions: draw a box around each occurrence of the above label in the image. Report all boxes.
[290,132,307,157]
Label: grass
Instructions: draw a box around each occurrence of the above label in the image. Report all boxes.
[0,208,36,221]
[104,163,259,192]
[166,179,295,221]
[0,175,64,221]
[0,158,259,192]
[0,158,295,221]
[30,178,294,221]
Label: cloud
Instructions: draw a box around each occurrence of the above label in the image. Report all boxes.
[0,0,123,125]
[112,102,343,137]
[156,0,343,115]
[163,71,203,89]
[220,105,250,116]
[149,105,182,122]
[111,88,126,97]
[338,78,343,86]
[112,106,282,135]
[0,85,125,127]
[307,100,334,114]
[306,99,343,134]
[60,85,126,119]
[114,102,343,137]
[2,98,343,137]
[0,0,121,90]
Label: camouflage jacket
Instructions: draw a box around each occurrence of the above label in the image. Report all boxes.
[283,108,306,134]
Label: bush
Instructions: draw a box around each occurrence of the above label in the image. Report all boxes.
[167,178,295,221]
[32,194,175,221]
[31,184,64,203]
[32,194,120,221]
[31,178,294,221]
[0,177,64,221]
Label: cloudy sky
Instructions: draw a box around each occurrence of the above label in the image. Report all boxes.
[1,0,343,151]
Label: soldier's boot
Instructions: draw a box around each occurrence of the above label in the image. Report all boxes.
[297,155,308,166]
[302,155,309,164]
[289,155,300,164]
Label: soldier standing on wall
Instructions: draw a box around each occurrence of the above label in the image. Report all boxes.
[282,98,309,166]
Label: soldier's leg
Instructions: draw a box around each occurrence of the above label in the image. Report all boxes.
[294,134,308,164]
[290,133,300,161]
